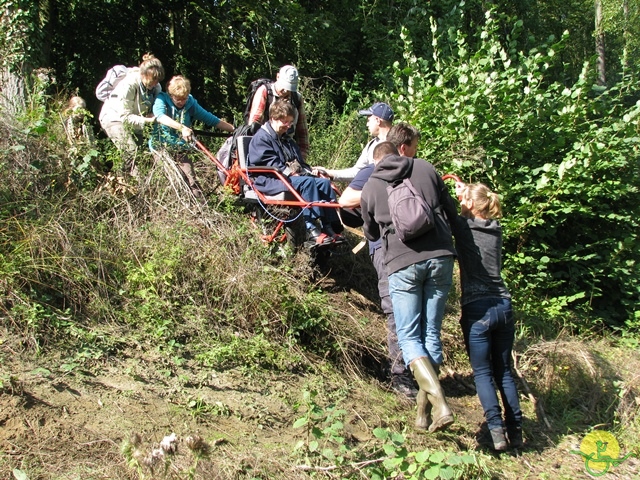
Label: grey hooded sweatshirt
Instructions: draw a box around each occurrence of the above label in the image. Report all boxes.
[360,154,457,275]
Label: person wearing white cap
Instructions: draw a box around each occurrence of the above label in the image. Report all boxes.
[246,65,310,160]
[313,102,394,182]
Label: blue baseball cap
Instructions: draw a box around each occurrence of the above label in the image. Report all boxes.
[358,102,394,122]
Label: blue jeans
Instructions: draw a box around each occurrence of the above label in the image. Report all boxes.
[460,297,522,430]
[388,256,454,366]
[289,176,338,224]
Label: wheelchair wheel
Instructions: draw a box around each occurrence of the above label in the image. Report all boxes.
[249,203,304,249]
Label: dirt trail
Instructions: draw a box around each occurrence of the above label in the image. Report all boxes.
[2,298,639,478]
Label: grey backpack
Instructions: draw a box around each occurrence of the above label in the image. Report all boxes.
[95,65,137,102]
[386,178,435,242]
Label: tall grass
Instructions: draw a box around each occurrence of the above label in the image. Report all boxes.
[0,78,385,379]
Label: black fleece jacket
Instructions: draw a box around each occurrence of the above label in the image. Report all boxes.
[360,154,457,275]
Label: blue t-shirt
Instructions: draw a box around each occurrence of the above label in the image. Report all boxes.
[347,164,381,254]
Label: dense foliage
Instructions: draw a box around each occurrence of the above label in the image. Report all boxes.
[3,0,640,118]
[383,10,640,330]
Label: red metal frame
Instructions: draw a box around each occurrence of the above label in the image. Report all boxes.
[195,138,342,244]
[442,174,461,183]
[196,138,462,243]
[196,138,342,209]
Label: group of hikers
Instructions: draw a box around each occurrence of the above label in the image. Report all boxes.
[66,55,523,451]
[320,105,522,451]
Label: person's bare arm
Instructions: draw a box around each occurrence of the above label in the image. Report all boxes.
[338,186,362,208]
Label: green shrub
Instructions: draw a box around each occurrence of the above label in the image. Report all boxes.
[388,11,640,331]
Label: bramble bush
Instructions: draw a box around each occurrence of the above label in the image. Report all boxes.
[389,8,640,333]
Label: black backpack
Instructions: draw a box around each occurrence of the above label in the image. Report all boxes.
[215,124,255,186]
[242,78,302,126]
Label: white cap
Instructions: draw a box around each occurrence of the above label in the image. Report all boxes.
[275,65,299,92]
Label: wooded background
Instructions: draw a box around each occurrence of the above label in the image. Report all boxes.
[3,0,638,119]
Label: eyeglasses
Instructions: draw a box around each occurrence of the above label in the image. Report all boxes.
[170,95,188,104]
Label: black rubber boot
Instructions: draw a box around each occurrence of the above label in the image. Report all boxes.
[506,424,523,449]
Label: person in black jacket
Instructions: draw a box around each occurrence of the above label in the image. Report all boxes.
[361,141,457,433]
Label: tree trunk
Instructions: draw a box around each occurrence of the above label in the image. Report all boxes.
[0,68,26,120]
[622,0,629,71]
[595,0,606,86]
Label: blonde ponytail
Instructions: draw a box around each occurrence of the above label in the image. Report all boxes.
[464,183,502,219]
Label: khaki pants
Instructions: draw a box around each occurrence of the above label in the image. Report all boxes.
[174,152,203,198]
[101,121,143,176]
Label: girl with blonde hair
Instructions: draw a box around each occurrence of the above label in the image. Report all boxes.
[452,181,523,451]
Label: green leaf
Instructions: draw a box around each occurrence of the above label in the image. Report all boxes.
[460,454,477,464]
[322,448,335,460]
[13,469,29,480]
[429,451,446,463]
[445,454,463,465]
[383,444,398,456]
[424,465,440,479]
[373,427,389,439]
[30,367,51,377]
[439,466,455,479]
[292,417,308,428]
[415,449,430,463]
[383,456,404,468]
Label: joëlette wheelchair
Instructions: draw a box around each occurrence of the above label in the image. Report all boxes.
[196,135,346,250]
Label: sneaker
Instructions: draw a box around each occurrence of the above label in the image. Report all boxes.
[489,427,508,451]
[307,226,334,245]
[506,425,523,449]
[391,373,418,400]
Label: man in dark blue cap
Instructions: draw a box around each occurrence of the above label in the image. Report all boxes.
[313,102,394,182]
[314,104,419,400]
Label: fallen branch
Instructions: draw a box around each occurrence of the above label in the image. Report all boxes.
[295,457,386,472]
[512,351,552,430]
[445,367,476,393]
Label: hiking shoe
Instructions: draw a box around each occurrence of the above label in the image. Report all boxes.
[490,427,508,451]
[391,372,418,400]
[307,227,334,245]
[506,425,523,449]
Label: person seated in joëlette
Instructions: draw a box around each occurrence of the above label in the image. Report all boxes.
[247,100,343,245]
